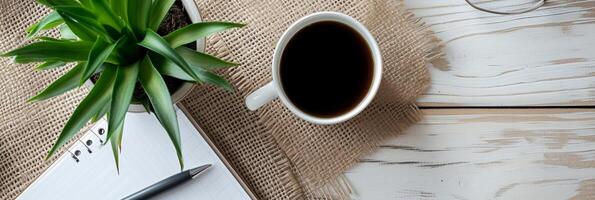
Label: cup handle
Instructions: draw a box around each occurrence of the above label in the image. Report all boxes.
[245,82,278,111]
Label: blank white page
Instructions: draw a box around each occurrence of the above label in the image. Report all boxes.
[17,106,252,200]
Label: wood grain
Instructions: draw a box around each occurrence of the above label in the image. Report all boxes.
[346,109,595,199]
[403,0,595,106]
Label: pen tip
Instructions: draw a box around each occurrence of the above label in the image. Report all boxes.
[190,164,211,178]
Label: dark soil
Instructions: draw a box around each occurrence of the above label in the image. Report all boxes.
[91,0,195,107]
[157,0,197,51]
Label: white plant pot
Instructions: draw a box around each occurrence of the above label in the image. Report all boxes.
[84,0,205,113]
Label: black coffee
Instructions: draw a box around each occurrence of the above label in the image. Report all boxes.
[280,21,374,118]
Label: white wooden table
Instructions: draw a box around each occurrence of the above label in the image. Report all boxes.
[345,0,595,199]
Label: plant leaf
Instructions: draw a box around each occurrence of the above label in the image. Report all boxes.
[164,22,244,48]
[139,30,198,81]
[110,32,137,64]
[106,61,139,145]
[27,11,64,38]
[37,61,67,70]
[59,24,78,40]
[127,0,151,37]
[57,10,101,41]
[81,38,117,84]
[54,5,95,19]
[44,0,78,6]
[54,6,113,42]
[139,96,152,113]
[46,65,116,159]
[138,56,183,170]
[92,100,110,123]
[149,53,195,82]
[35,36,72,42]
[29,62,84,102]
[176,46,238,69]
[150,53,232,91]
[109,113,124,173]
[77,0,93,8]
[110,0,128,23]
[2,40,92,63]
[195,69,233,91]
[148,0,175,30]
[92,0,124,31]
[103,24,122,41]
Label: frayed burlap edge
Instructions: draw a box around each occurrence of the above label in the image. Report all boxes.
[199,1,443,198]
[259,2,442,199]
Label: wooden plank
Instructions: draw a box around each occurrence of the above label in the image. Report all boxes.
[403,0,595,106]
[345,109,595,199]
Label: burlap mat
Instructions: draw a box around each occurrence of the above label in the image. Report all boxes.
[0,0,440,199]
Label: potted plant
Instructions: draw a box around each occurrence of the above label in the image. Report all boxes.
[2,0,243,170]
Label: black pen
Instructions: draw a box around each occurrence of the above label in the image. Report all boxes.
[121,164,212,200]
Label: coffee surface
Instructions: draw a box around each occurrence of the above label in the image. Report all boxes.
[280,21,374,118]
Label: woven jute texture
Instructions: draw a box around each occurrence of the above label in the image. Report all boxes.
[0,0,440,199]
[0,1,92,200]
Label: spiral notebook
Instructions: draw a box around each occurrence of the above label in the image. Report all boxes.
[17,105,255,200]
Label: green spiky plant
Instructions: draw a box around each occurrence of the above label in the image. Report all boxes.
[2,0,243,170]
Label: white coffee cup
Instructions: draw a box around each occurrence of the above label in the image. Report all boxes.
[245,12,382,125]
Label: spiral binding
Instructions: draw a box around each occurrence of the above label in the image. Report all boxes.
[66,119,108,162]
